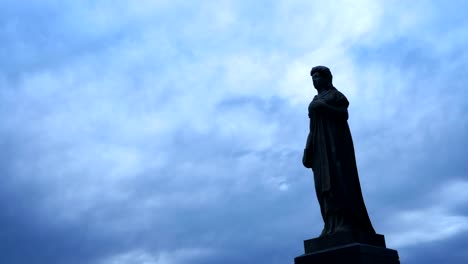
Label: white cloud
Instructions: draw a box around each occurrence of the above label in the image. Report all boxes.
[389,208,468,248]
[100,248,213,264]
[2,0,468,263]
[434,180,468,210]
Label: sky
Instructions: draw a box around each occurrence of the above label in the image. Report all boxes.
[1,0,468,263]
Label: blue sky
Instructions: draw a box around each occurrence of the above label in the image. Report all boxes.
[1,1,468,263]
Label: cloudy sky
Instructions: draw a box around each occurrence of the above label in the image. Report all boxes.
[1,0,468,263]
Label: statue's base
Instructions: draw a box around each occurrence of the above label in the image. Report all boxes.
[295,232,399,264]
[304,231,386,253]
[295,243,399,264]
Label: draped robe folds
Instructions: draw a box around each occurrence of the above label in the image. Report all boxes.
[305,88,376,237]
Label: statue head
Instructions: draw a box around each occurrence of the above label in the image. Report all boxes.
[310,66,333,90]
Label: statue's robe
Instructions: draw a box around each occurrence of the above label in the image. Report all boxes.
[305,88,375,237]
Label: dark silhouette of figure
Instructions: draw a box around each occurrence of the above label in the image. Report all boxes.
[302,66,375,237]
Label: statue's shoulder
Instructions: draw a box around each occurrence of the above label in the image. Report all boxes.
[308,96,318,112]
[332,88,349,107]
[309,95,318,103]
[332,88,346,97]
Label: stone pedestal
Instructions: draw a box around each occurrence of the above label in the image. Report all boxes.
[295,232,399,264]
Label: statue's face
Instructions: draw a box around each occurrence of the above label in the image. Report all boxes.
[312,72,329,89]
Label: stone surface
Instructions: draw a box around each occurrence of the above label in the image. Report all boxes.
[295,243,400,264]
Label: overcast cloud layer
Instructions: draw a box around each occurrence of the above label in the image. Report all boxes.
[1,1,468,263]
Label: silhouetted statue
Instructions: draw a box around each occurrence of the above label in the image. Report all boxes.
[302,66,375,237]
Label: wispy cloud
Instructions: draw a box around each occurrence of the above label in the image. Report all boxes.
[1,1,468,264]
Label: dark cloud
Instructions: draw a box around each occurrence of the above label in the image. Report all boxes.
[401,230,468,264]
[1,1,468,264]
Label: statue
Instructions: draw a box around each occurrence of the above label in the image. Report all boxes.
[302,66,376,237]
[295,66,400,263]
